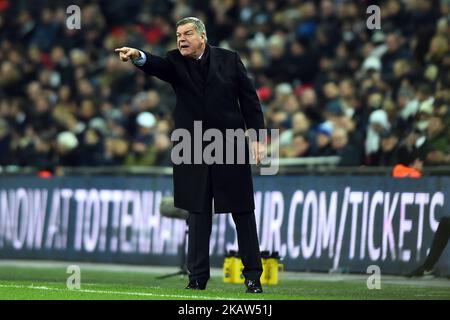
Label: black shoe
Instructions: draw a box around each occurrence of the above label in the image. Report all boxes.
[245,279,263,293]
[185,280,207,290]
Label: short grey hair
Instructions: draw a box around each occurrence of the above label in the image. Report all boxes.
[176,17,207,42]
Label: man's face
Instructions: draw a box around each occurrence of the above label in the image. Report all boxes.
[331,129,348,150]
[380,135,398,152]
[292,112,310,133]
[316,133,330,148]
[176,23,205,59]
[386,34,399,53]
[427,117,444,137]
[292,136,309,156]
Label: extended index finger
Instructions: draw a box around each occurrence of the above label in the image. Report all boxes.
[114,47,128,53]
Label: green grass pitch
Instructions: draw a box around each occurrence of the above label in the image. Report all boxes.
[0,261,449,300]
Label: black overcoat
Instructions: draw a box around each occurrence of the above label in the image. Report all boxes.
[136,44,265,214]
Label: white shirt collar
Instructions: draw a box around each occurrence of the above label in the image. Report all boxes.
[197,47,207,60]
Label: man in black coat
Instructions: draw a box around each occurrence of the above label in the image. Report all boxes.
[116,17,266,293]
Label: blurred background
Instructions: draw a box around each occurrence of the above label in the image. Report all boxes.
[0,0,449,174]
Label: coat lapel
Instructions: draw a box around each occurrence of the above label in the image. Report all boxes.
[206,45,217,85]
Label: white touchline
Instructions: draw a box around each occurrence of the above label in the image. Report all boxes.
[0,284,259,300]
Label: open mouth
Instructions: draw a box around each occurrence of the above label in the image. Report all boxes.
[180,44,189,49]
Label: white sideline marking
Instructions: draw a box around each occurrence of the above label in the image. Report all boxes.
[0,284,252,300]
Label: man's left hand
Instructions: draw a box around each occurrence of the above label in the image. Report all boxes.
[251,141,266,165]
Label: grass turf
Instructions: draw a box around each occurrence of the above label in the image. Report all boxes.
[0,263,449,300]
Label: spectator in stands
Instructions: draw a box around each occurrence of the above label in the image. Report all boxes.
[265,34,291,84]
[425,116,450,165]
[134,111,156,145]
[32,135,55,171]
[298,87,322,124]
[279,111,311,147]
[78,128,105,166]
[372,129,400,166]
[124,139,156,167]
[380,32,410,78]
[153,133,172,166]
[396,127,427,163]
[366,109,391,164]
[283,132,312,158]
[331,127,361,166]
[123,111,158,166]
[286,38,318,84]
[104,138,129,166]
[55,131,81,167]
[397,83,434,128]
[311,121,334,157]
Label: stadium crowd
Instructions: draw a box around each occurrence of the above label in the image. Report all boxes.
[0,0,449,172]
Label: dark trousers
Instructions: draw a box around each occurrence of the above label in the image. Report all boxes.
[187,210,263,283]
